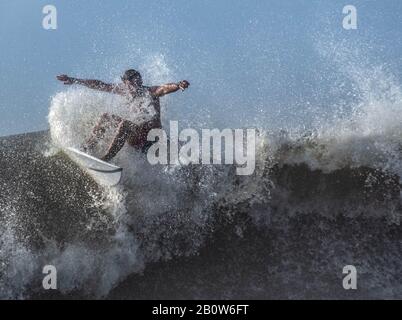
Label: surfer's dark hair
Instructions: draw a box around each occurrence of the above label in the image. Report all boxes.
[122,69,143,86]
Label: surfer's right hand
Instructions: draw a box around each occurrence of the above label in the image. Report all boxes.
[57,74,74,85]
[178,80,190,91]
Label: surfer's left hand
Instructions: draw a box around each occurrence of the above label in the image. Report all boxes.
[178,80,190,91]
[56,74,74,85]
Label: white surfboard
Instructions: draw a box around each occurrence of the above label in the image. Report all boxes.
[65,147,123,187]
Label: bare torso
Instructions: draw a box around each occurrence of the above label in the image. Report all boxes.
[117,85,162,149]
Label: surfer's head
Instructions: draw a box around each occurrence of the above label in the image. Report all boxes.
[121,69,143,87]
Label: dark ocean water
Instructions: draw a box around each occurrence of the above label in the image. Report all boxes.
[0,131,401,299]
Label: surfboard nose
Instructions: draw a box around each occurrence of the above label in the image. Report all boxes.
[66,147,123,186]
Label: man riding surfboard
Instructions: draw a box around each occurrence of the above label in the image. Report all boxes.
[56,69,190,161]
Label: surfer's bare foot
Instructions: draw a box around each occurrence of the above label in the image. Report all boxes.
[81,143,92,153]
[82,138,99,153]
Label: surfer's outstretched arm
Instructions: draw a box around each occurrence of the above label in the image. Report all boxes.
[56,75,117,93]
[151,80,190,97]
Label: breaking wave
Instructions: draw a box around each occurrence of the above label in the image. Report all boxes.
[1,47,402,299]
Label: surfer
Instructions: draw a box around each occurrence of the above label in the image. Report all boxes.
[56,70,190,161]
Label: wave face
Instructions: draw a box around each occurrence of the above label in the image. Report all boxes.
[2,46,402,299]
[1,96,402,299]
[1,130,401,299]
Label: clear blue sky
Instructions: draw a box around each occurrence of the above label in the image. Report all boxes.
[1,0,402,136]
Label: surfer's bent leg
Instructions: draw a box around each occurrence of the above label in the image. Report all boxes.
[101,120,133,162]
[84,113,122,151]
